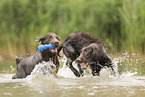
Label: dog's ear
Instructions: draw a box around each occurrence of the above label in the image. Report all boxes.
[89,45,99,62]
[35,37,44,44]
[15,56,23,65]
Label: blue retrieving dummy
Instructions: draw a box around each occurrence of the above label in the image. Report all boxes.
[38,44,55,52]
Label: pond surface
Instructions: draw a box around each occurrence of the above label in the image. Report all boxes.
[1,53,145,97]
[1,72,145,97]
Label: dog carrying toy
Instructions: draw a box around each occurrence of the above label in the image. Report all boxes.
[38,44,55,52]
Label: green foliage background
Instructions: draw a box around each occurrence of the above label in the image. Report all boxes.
[0,0,145,60]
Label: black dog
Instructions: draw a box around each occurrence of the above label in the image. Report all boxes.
[12,33,60,79]
[58,31,115,77]
[76,43,115,76]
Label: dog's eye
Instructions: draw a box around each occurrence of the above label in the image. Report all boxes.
[49,36,52,39]
[56,37,60,41]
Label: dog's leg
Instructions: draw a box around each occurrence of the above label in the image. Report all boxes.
[67,61,81,77]
[77,64,84,77]
[90,64,102,76]
[63,44,81,77]
[55,56,60,73]
[107,63,116,76]
[16,64,27,78]
[101,55,117,76]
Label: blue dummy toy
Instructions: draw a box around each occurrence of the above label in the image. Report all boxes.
[38,44,55,52]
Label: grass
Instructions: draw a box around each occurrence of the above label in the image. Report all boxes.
[0,0,145,60]
[0,61,16,73]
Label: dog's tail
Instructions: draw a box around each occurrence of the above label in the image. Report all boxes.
[15,56,24,65]
[57,43,64,57]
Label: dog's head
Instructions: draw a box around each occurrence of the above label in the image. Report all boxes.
[76,43,103,64]
[36,33,60,46]
[35,33,60,53]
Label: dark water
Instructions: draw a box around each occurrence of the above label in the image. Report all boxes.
[1,53,145,97]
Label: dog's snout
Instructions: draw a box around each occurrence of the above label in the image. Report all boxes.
[54,41,59,46]
[55,41,59,44]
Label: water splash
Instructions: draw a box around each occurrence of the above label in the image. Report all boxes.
[25,51,143,81]
[25,55,120,80]
[23,52,145,88]
[112,58,120,77]
[26,61,55,80]
[1,52,145,88]
[1,52,145,97]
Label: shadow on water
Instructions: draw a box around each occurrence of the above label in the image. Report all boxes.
[1,52,145,97]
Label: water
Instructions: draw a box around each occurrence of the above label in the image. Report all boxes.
[1,53,145,97]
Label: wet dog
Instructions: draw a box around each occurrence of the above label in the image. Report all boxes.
[76,43,115,76]
[57,31,115,77]
[12,33,60,79]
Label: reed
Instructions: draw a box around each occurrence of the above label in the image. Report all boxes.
[0,0,145,60]
[119,0,145,54]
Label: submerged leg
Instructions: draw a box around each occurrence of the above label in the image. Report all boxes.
[108,63,119,77]
[109,64,116,75]
[13,65,26,79]
[99,53,117,76]
[98,60,118,77]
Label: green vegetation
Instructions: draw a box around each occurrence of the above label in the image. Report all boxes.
[0,0,145,60]
[0,61,16,73]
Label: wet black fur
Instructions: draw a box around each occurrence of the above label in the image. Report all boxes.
[76,43,115,76]
[58,31,98,77]
[57,31,115,77]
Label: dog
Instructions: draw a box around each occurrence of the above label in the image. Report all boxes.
[57,31,115,77]
[12,33,60,79]
[76,43,115,76]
